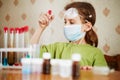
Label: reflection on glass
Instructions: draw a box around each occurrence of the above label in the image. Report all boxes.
[22,74,30,80]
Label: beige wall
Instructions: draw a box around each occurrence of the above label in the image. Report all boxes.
[0,0,120,56]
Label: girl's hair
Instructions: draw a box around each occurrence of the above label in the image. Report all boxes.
[64,2,98,47]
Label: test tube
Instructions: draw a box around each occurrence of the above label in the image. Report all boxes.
[3,27,8,66]
[14,27,20,66]
[8,28,15,66]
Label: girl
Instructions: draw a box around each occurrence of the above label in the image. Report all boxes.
[30,2,107,68]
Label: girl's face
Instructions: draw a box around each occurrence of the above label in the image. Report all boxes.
[64,15,85,32]
[63,15,86,42]
[64,16,82,25]
[64,8,92,33]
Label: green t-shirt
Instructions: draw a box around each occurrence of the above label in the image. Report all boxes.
[40,42,107,67]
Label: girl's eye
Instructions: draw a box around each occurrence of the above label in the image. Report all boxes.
[64,21,66,24]
[70,21,74,24]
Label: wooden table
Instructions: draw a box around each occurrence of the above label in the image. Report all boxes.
[0,69,120,80]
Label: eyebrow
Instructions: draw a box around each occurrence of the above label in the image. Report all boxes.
[64,18,75,21]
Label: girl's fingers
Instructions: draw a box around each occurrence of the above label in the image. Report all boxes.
[43,14,49,24]
[80,66,92,70]
[46,13,54,21]
[39,13,49,27]
[38,12,54,29]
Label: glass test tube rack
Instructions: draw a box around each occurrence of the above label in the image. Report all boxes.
[0,48,32,69]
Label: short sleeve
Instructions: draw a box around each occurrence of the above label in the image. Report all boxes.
[40,43,57,58]
[93,49,108,67]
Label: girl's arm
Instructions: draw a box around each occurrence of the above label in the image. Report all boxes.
[30,12,54,44]
[30,27,44,44]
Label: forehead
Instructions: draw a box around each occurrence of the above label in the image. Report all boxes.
[64,15,80,21]
[64,8,81,20]
[64,8,79,18]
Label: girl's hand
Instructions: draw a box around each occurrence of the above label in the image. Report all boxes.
[80,66,93,70]
[38,12,54,30]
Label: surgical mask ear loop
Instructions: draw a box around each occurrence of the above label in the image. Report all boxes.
[74,24,86,44]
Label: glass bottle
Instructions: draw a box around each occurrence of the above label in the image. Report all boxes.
[72,53,81,80]
[42,52,51,74]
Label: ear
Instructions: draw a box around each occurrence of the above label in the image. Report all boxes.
[83,21,92,32]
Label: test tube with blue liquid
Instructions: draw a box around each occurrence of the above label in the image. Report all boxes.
[2,27,8,66]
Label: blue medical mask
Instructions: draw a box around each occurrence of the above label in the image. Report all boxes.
[64,24,85,41]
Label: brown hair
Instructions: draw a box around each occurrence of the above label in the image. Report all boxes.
[64,2,98,47]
